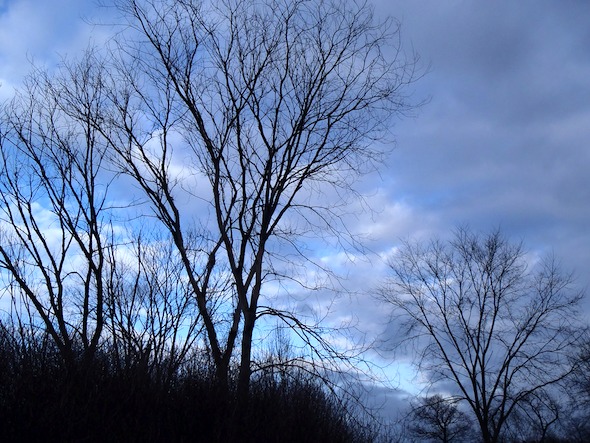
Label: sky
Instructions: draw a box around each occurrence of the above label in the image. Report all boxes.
[1,0,590,422]
[375,1,590,260]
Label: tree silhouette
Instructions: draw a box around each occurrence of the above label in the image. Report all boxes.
[407,394,473,443]
[381,227,584,443]
[102,0,418,407]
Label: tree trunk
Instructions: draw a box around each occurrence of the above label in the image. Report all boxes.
[237,309,255,410]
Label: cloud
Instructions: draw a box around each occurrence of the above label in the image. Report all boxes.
[367,1,590,294]
[0,0,112,100]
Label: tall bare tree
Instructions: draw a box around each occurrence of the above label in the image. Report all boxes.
[100,0,417,404]
[0,54,206,387]
[0,56,117,371]
[380,228,584,443]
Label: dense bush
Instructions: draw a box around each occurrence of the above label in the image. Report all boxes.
[0,324,377,442]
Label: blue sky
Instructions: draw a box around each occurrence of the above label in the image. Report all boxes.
[1,0,589,419]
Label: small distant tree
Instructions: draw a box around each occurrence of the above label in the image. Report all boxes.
[407,394,472,443]
[573,332,590,408]
[380,227,584,443]
[104,231,204,386]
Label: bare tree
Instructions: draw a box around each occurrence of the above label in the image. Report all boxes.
[380,228,584,443]
[104,230,204,386]
[560,331,590,442]
[407,394,473,443]
[504,390,561,442]
[0,55,117,371]
[99,0,418,406]
[0,60,207,385]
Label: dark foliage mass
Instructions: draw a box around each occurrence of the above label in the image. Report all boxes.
[0,323,376,443]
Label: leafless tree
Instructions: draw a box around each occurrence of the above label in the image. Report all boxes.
[380,227,584,443]
[559,331,590,442]
[0,56,116,371]
[0,54,207,387]
[407,394,473,443]
[572,331,590,408]
[99,0,418,406]
[104,230,204,386]
[504,390,561,442]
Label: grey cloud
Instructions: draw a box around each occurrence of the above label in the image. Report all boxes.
[351,1,590,321]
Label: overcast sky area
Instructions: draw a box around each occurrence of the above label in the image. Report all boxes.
[1,0,590,421]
